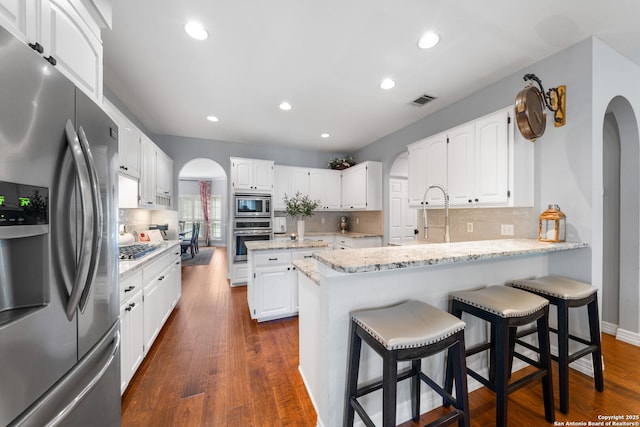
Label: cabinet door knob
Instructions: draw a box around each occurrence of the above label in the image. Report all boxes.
[124,286,135,292]
[468,199,472,203]
[474,198,479,202]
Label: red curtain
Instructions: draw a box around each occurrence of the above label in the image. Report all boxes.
[199,180,211,246]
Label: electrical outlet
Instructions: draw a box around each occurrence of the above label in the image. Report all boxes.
[467,222,474,232]
[356,217,360,225]
[321,217,325,224]
[501,224,514,236]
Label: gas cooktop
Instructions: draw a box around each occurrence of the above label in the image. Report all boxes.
[119,244,159,260]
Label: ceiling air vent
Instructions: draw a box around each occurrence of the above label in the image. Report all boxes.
[410,94,437,106]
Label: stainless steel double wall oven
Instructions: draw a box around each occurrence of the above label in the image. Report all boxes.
[232,194,272,262]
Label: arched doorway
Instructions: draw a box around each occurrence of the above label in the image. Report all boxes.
[602,96,640,344]
[178,158,228,247]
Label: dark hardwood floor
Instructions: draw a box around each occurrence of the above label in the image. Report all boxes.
[122,247,640,426]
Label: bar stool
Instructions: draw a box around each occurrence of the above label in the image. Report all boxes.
[445,286,555,427]
[344,300,470,427]
[510,275,604,414]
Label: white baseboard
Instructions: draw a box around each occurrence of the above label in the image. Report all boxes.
[616,328,640,347]
[601,321,618,336]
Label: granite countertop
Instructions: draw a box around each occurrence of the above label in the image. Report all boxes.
[274,231,383,239]
[292,259,320,284]
[119,240,180,277]
[313,238,589,274]
[245,239,331,251]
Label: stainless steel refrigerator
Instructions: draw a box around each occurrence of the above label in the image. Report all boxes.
[0,24,121,426]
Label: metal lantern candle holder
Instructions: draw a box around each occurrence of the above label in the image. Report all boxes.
[539,204,566,242]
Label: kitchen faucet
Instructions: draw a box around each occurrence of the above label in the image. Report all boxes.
[422,184,451,243]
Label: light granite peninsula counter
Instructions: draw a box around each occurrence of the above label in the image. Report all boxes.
[295,238,589,427]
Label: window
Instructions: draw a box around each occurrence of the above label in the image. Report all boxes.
[179,194,223,241]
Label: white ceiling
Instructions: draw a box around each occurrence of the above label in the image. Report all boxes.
[103,1,640,153]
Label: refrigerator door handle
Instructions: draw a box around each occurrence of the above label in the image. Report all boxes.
[76,126,103,313]
[63,120,95,321]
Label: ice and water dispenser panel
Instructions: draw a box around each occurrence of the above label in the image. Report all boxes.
[0,181,49,326]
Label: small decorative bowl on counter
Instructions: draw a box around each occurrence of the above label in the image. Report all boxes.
[290,233,297,241]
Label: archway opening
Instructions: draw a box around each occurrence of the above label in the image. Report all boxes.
[178,158,228,247]
[602,96,640,344]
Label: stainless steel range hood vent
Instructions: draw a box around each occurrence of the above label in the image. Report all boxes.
[410,94,437,106]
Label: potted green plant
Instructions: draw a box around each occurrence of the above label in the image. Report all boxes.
[283,192,320,240]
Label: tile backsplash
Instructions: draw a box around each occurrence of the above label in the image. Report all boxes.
[275,210,384,235]
[416,207,537,243]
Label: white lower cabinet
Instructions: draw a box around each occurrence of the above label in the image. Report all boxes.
[248,249,315,322]
[120,244,181,394]
[119,288,143,394]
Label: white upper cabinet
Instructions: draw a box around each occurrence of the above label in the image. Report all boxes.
[408,132,447,206]
[231,157,274,193]
[472,109,509,206]
[274,166,342,211]
[309,169,341,210]
[341,161,382,211]
[0,0,104,102]
[103,98,140,179]
[155,148,173,205]
[138,135,156,207]
[48,0,102,101]
[273,165,291,210]
[447,123,475,206]
[407,106,530,208]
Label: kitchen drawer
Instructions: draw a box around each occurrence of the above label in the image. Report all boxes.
[292,251,315,261]
[305,235,334,244]
[254,251,292,266]
[120,269,142,304]
[142,251,172,284]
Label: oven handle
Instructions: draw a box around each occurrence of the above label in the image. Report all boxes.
[233,230,273,236]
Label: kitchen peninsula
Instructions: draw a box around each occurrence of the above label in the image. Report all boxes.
[295,238,589,427]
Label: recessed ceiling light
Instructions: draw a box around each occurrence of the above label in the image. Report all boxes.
[418,32,440,49]
[379,78,396,90]
[185,21,208,40]
[321,133,330,138]
[279,102,292,111]
[206,115,219,122]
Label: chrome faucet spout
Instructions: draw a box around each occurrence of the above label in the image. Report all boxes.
[422,184,451,243]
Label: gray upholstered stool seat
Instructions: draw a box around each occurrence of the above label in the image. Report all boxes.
[445,286,554,427]
[450,285,549,318]
[345,300,470,427]
[510,275,604,414]
[511,275,597,300]
[352,299,466,350]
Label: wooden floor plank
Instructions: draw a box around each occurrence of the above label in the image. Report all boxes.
[122,247,640,426]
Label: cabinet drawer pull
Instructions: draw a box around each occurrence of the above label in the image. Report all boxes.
[125,303,135,312]
[124,286,135,292]
[304,255,313,258]
[268,257,278,261]
[175,261,180,265]
[158,275,165,281]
